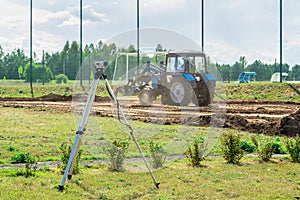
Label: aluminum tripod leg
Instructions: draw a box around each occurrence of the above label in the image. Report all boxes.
[104,78,160,188]
[59,77,100,191]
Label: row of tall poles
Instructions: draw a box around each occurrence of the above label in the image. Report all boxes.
[29,0,33,97]
[29,0,284,89]
[29,0,84,89]
[279,0,283,83]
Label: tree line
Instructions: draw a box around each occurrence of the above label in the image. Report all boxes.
[0,42,299,83]
[214,56,300,82]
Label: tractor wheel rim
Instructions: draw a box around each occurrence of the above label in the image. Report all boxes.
[141,92,149,103]
[170,82,185,103]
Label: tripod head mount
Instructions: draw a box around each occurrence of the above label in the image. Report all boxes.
[94,61,108,79]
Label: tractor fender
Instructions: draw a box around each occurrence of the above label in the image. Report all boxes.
[204,73,215,83]
[183,73,197,88]
[183,73,195,81]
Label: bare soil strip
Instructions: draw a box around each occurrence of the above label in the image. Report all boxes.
[0,95,299,136]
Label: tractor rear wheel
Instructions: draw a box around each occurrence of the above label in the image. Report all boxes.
[164,77,193,106]
[194,80,214,106]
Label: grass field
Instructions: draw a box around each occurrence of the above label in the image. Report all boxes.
[0,157,299,199]
[1,80,300,102]
[0,81,300,199]
[0,106,299,199]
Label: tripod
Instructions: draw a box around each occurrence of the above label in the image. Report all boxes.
[59,61,160,191]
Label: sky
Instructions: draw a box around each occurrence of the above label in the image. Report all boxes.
[0,0,299,67]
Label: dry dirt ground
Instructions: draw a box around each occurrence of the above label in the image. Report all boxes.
[0,94,299,136]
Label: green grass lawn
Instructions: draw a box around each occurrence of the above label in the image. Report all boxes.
[0,80,109,98]
[0,80,299,199]
[0,157,299,199]
[0,106,299,199]
[223,82,300,102]
[0,107,219,163]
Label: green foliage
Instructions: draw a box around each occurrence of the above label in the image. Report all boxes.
[23,62,54,83]
[291,64,300,80]
[2,40,300,82]
[251,136,274,162]
[103,140,129,171]
[10,152,35,164]
[185,136,208,167]
[271,137,286,154]
[285,135,300,163]
[224,82,300,102]
[6,145,18,152]
[55,74,68,83]
[149,141,167,169]
[1,48,28,79]
[18,162,37,178]
[18,65,24,79]
[221,132,243,164]
[9,152,36,178]
[59,142,82,174]
[239,139,256,153]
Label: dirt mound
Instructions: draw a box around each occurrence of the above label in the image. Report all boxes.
[223,115,281,135]
[0,94,110,102]
[280,108,300,136]
[71,94,110,102]
[38,94,72,101]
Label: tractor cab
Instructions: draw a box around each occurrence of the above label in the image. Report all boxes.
[165,52,207,74]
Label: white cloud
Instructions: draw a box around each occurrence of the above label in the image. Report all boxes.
[59,16,78,27]
[58,5,109,27]
[206,40,240,64]
[30,30,64,61]
[141,0,188,15]
[34,9,71,25]
[0,0,299,67]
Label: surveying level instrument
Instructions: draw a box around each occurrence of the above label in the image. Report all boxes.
[59,61,160,191]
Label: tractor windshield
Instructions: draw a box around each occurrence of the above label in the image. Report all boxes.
[166,53,207,74]
[166,56,185,72]
[186,56,206,74]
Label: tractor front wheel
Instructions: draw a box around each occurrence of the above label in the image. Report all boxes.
[139,87,154,106]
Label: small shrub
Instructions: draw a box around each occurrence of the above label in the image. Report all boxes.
[272,142,286,154]
[10,152,36,177]
[251,136,274,162]
[6,146,18,152]
[103,140,129,171]
[23,160,37,178]
[239,139,255,153]
[185,136,209,167]
[55,74,68,84]
[221,132,243,164]
[271,137,286,154]
[285,135,300,163]
[10,152,35,164]
[59,142,82,174]
[149,141,167,169]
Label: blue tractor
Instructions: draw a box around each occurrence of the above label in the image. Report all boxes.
[115,51,216,106]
